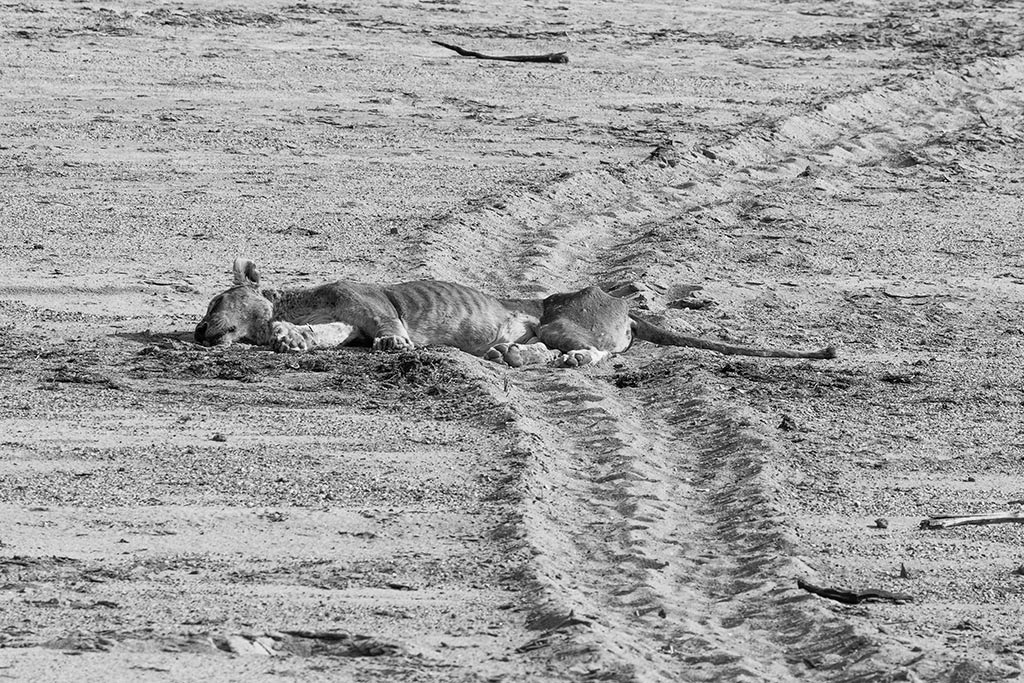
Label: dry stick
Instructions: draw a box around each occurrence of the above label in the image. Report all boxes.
[920,511,1024,529]
[432,40,568,64]
[797,579,913,605]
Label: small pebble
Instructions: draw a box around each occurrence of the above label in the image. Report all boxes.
[779,415,798,431]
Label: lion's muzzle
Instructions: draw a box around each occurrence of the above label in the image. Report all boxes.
[195,321,229,346]
[194,321,211,345]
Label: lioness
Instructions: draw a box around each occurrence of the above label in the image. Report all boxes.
[194,258,836,367]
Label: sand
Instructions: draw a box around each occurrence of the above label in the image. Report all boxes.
[2,0,1023,680]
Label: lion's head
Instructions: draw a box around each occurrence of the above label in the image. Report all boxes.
[194,258,275,347]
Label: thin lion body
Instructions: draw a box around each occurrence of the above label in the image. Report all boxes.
[194,259,836,367]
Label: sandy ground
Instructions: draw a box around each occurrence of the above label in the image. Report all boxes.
[2,0,1024,680]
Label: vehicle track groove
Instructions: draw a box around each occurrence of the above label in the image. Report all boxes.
[417,48,1024,681]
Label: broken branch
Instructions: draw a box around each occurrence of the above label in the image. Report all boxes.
[920,511,1024,529]
[797,579,913,605]
[432,40,568,64]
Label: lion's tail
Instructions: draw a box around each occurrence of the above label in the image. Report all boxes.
[630,315,837,360]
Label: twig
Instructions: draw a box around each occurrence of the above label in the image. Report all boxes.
[920,511,1024,529]
[432,40,568,64]
[797,579,913,604]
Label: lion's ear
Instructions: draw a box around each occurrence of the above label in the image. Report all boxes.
[232,258,260,287]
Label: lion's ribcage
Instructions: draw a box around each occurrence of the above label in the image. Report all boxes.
[386,281,535,355]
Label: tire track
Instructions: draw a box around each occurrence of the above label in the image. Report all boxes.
[416,54,1024,297]
[410,169,656,296]
[479,366,900,681]
[585,54,1024,289]
[420,51,1024,680]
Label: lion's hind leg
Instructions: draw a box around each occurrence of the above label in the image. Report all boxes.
[533,287,632,368]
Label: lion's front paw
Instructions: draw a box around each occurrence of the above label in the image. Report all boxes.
[372,335,414,352]
[271,321,310,353]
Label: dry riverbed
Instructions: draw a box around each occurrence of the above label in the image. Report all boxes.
[2,0,1023,680]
